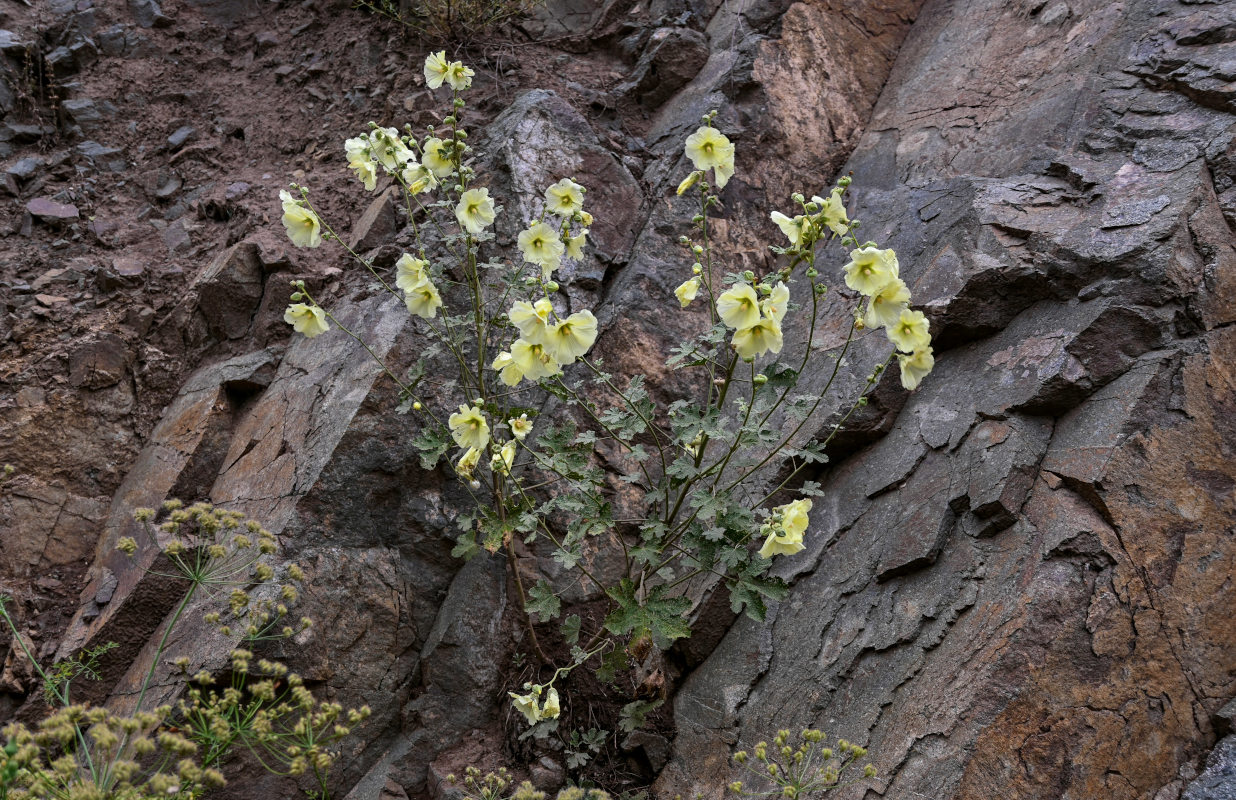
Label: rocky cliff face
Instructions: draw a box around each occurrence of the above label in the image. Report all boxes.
[0,0,1233,799]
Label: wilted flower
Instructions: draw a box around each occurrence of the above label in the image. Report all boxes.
[898,347,935,390]
[675,278,700,308]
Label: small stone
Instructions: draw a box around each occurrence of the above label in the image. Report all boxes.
[69,334,129,389]
[6,156,44,181]
[224,181,250,200]
[254,30,278,52]
[77,141,123,160]
[35,294,69,306]
[128,0,170,28]
[167,125,195,149]
[161,220,192,253]
[95,568,119,604]
[26,197,80,221]
[62,98,102,130]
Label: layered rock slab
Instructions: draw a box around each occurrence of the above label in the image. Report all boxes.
[657,0,1236,798]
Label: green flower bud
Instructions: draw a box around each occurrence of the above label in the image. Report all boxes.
[545,281,560,292]
[753,374,767,386]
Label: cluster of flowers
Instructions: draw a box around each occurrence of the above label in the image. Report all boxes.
[841,246,934,389]
[728,729,876,798]
[757,498,812,559]
[448,404,534,487]
[491,178,597,386]
[508,682,562,725]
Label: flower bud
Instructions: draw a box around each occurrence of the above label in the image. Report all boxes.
[545,281,559,292]
[443,116,456,125]
[692,245,704,255]
[728,782,743,793]
[806,268,818,278]
[290,292,303,301]
[692,263,702,275]
[677,170,702,196]
[413,401,422,411]
[753,374,767,386]
[863,765,877,778]
[838,176,852,187]
[791,193,804,204]
[742,270,756,281]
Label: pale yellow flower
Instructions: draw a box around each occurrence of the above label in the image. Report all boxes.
[279,188,299,211]
[545,178,584,216]
[449,404,491,451]
[579,211,594,226]
[716,282,761,330]
[348,154,377,192]
[511,339,561,380]
[422,137,454,177]
[283,303,330,338]
[540,687,561,719]
[281,204,322,248]
[344,135,370,162]
[510,688,542,725]
[863,278,910,330]
[455,187,496,234]
[566,229,588,260]
[843,246,899,297]
[403,278,443,319]
[761,282,790,325]
[811,188,849,236]
[543,310,598,365]
[491,351,524,387]
[371,127,413,172]
[770,211,805,246]
[401,161,438,194]
[518,222,565,277]
[424,51,450,89]
[758,524,805,559]
[684,125,735,189]
[731,317,783,361]
[509,298,554,344]
[509,414,533,440]
[675,278,700,308]
[446,61,474,91]
[887,309,931,354]
[898,347,934,390]
[456,447,481,478]
[395,254,428,292]
[777,498,812,537]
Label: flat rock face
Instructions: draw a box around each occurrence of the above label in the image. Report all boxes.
[657,1,1236,799]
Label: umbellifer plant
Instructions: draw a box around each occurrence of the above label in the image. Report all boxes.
[275,51,933,733]
[0,501,371,799]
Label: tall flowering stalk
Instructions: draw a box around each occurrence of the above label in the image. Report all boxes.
[276,60,933,727]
